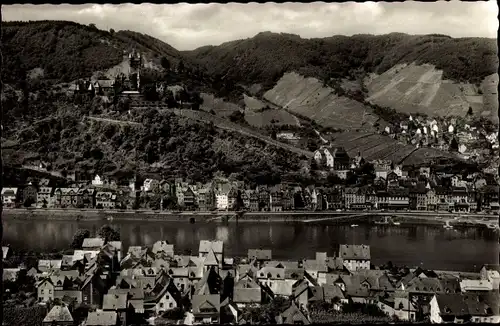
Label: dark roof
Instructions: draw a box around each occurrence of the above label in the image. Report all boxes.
[192,294,221,315]
[278,302,310,325]
[284,268,305,280]
[323,284,345,301]
[309,286,324,302]
[233,286,261,304]
[248,249,272,261]
[103,293,128,310]
[339,244,370,260]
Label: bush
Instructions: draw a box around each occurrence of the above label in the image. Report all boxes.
[97,224,120,242]
[2,306,47,326]
[71,228,91,249]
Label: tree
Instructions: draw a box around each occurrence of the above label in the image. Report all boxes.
[71,229,91,249]
[109,28,115,35]
[23,197,35,208]
[160,57,171,71]
[97,225,120,242]
[450,137,459,152]
[467,106,473,116]
[143,84,159,101]
[228,110,246,124]
[177,60,185,73]
[149,195,162,210]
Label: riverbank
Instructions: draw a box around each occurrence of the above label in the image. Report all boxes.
[3,208,498,229]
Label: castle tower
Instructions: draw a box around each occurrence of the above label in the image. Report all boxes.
[128,49,142,90]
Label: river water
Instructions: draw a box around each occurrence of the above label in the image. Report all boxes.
[3,220,498,272]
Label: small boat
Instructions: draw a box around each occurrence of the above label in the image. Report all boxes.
[487,224,499,230]
[443,221,453,229]
[351,224,359,228]
[106,216,114,221]
[392,221,401,226]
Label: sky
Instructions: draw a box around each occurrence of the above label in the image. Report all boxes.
[3,1,498,51]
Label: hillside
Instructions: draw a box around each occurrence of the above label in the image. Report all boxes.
[188,32,497,87]
[2,102,309,187]
[1,21,186,85]
[186,32,498,120]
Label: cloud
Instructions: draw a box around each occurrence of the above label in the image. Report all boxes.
[2,1,498,50]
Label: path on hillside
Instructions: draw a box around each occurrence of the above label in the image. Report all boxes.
[86,116,143,127]
[169,109,314,158]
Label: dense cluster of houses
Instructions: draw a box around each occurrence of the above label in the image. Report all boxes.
[3,239,499,325]
[381,115,499,159]
[2,158,499,214]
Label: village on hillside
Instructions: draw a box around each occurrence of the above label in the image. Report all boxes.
[3,237,500,325]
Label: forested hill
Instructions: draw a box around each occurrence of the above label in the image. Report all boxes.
[1,20,188,85]
[185,32,498,88]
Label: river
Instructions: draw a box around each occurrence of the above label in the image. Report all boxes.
[2,220,498,272]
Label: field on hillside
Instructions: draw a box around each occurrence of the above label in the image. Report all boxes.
[243,95,299,128]
[327,132,460,166]
[365,63,499,122]
[200,93,240,117]
[264,72,383,132]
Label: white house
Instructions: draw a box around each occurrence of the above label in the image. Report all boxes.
[155,280,181,314]
[314,147,334,168]
[393,165,404,178]
[480,265,500,290]
[215,191,229,211]
[377,291,417,321]
[460,279,493,292]
[141,179,156,192]
[448,125,455,133]
[92,175,104,186]
[37,278,55,303]
[339,244,370,271]
[1,188,18,207]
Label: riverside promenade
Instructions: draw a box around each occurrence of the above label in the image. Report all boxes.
[3,208,498,228]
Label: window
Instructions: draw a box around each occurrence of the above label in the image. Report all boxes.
[166,295,169,300]
[160,303,164,308]
[170,303,173,308]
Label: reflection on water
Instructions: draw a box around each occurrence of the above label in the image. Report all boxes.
[3,220,499,272]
